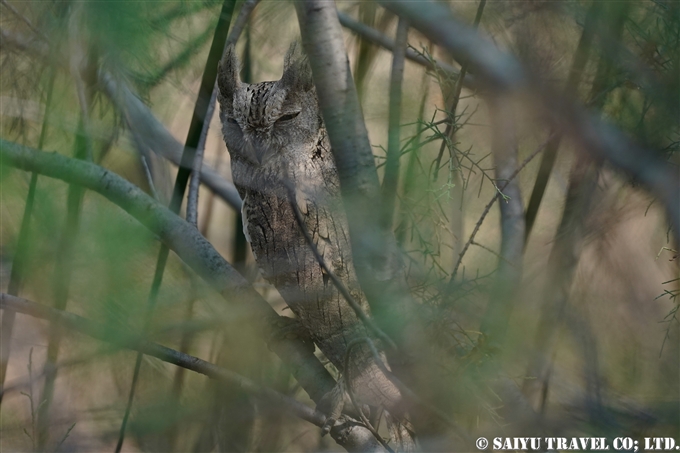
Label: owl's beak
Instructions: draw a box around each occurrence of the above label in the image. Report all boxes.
[244,141,267,166]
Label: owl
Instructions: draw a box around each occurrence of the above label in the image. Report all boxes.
[216,43,404,421]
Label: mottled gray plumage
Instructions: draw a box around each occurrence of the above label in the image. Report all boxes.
[216,44,403,420]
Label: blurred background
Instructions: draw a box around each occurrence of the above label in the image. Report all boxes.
[0,0,678,451]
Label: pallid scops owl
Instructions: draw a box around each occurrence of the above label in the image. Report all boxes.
[216,43,403,427]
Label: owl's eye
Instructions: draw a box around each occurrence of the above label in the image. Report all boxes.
[227,117,239,125]
[277,111,300,123]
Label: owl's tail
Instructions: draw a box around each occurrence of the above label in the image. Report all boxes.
[386,412,418,452]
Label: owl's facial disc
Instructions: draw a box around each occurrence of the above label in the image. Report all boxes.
[244,140,267,166]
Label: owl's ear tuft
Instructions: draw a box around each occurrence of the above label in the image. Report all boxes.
[218,45,241,103]
[281,42,314,93]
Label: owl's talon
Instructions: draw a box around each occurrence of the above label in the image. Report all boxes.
[320,418,335,437]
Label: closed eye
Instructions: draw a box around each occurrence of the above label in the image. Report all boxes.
[227,117,238,125]
[277,111,300,122]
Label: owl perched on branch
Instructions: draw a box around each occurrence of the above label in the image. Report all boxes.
[216,43,407,435]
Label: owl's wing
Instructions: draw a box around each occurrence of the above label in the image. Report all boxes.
[294,186,329,264]
[293,181,353,291]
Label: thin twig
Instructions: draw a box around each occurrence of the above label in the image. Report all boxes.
[382,0,680,242]
[470,240,516,268]
[397,61,431,246]
[139,155,159,201]
[432,0,486,182]
[1,347,117,400]
[1,25,244,210]
[2,291,384,449]
[336,11,474,87]
[449,136,553,283]
[140,24,215,89]
[54,423,76,452]
[169,2,259,427]
[0,137,338,405]
[100,71,242,210]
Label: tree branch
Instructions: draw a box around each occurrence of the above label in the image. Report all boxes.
[116,2,238,448]
[432,0,486,182]
[450,136,551,284]
[38,31,95,443]
[0,25,243,211]
[337,11,474,88]
[296,0,424,348]
[381,0,680,243]
[0,139,330,393]
[296,2,452,446]
[185,0,260,222]
[523,0,603,242]
[0,294,326,428]
[185,0,260,228]
[0,139,385,453]
[380,16,408,228]
[100,72,243,210]
[478,95,524,346]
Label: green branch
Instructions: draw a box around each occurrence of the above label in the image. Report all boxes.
[0,138,335,402]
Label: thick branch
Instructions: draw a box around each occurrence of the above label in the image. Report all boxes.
[380,1,525,91]
[99,72,242,210]
[0,139,331,397]
[0,139,387,452]
[296,2,452,446]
